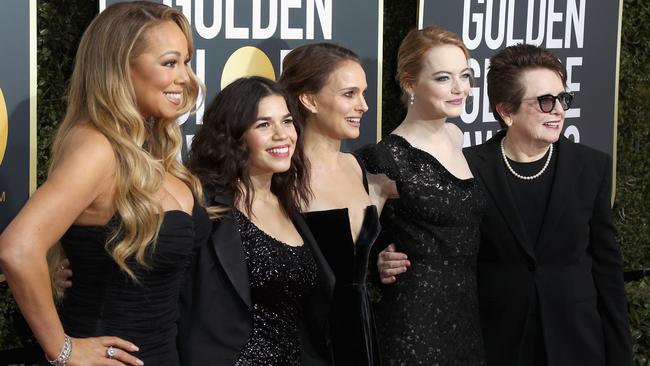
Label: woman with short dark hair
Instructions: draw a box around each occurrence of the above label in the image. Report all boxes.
[464,43,632,366]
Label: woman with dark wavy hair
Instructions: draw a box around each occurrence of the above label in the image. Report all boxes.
[179,76,334,366]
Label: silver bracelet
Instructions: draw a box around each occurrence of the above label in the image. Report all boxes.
[45,334,72,366]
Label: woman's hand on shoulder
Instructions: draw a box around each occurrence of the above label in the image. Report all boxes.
[68,336,143,366]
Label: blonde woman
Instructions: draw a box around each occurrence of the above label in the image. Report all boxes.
[0,2,209,365]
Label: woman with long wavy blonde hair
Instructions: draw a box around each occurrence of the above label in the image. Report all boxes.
[0,2,210,365]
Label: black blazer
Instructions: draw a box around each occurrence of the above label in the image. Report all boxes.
[463,131,632,366]
[177,193,336,366]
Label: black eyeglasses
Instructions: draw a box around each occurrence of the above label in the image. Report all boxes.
[522,92,574,113]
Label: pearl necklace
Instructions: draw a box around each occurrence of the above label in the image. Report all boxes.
[500,137,553,180]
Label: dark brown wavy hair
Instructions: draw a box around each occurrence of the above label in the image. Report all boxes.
[187,76,311,217]
[279,42,360,123]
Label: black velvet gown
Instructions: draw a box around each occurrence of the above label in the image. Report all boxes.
[360,134,486,366]
[59,197,211,365]
[302,154,382,366]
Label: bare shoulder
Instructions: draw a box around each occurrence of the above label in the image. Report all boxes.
[48,123,117,193]
[55,123,116,171]
[445,123,465,148]
[0,123,119,246]
[341,152,363,177]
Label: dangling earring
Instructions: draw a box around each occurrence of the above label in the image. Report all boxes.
[409,94,415,105]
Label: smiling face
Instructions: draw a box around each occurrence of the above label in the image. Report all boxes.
[503,68,566,148]
[130,21,191,120]
[409,44,471,119]
[308,60,368,140]
[244,94,297,176]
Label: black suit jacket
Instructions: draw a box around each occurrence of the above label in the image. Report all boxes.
[463,131,632,366]
[177,193,335,366]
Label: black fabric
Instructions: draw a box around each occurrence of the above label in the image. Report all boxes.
[300,152,382,366]
[302,205,381,366]
[60,197,211,365]
[360,134,486,365]
[464,130,632,366]
[177,192,335,366]
[233,210,319,366]
[504,147,556,248]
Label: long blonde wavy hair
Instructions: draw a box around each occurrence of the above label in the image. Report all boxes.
[49,1,203,279]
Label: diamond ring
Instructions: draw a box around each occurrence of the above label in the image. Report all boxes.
[106,345,117,359]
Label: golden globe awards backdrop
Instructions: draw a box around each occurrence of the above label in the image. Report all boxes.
[419,0,622,158]
[0,0,37,232]
[102,0,384,153]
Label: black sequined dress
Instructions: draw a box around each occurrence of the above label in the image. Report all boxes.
[360,134,486,366]
[233,210,319,366]
[59,197,211,365]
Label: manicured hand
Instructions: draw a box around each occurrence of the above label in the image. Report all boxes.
[67,336,143,366]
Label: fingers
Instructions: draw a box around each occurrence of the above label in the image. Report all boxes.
[381,275,397,285]
[69,337,140,366]
[99,336,139,353]
[103,346,143,366]
[380,246,409,261]
[53,268,73,294]
[377,243,410,284]
[99,337,142,366]
[58,269,73,287]
[378,248,410,270]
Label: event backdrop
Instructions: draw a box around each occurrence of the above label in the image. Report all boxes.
[102,0,384,153]
[0,0,37,232]
[419,0,623,158]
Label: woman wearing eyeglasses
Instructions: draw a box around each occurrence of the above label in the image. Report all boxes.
[462,44,632,365]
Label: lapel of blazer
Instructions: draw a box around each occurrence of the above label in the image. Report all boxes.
[472,132,536,261]
[293,213,336,299]
[209,194,252,309]
[536,136,582,247]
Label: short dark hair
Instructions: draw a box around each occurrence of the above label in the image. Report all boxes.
[487,43,568,128]
[187,76,310,217]
[279,42,360,122]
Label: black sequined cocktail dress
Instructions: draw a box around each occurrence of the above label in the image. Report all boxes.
[59,198,211,365]
[360,134,486,366]
[233,211,319,366]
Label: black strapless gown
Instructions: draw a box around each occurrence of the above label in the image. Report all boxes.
[233,210,319,366]
[59,198,211,365]
[359,134,486,366]
[302,205,381,366]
